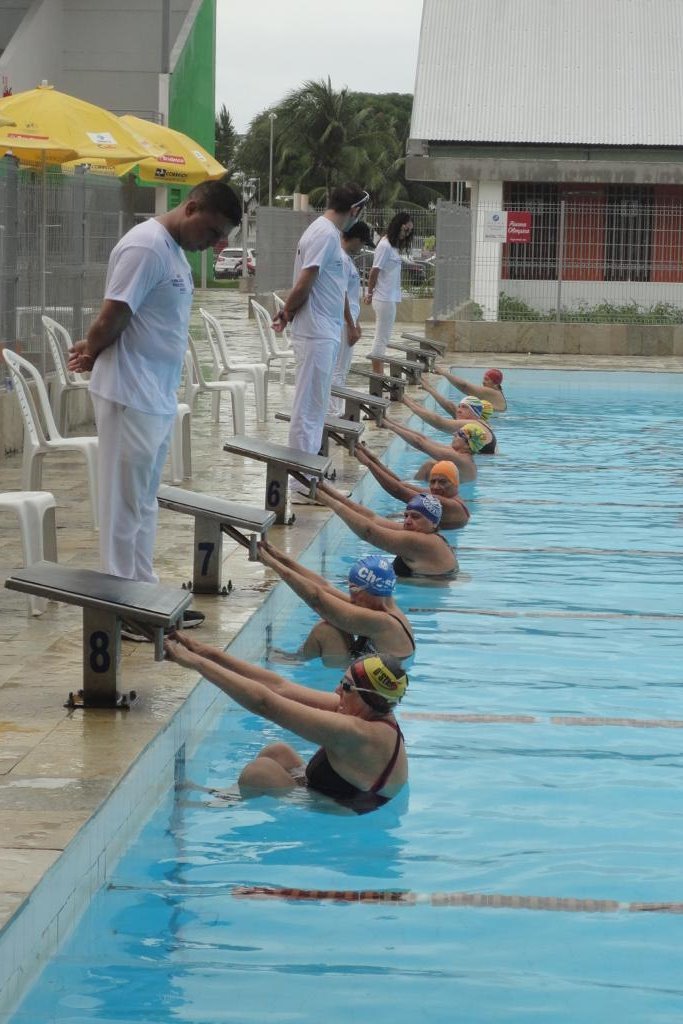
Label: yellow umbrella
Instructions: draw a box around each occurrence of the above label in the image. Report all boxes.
[0,82,150,166]
[119,114,227,185]
[0,123,77,164]
[0,114,15,128]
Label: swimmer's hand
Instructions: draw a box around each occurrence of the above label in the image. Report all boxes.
[164,637,200,667]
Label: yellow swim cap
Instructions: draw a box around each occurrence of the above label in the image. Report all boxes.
[350,655,408,707]
[480,399,494,421]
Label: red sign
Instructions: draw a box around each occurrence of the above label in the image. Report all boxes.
[507,212,532,244]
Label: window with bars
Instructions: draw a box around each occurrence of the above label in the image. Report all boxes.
[503,183,559,280]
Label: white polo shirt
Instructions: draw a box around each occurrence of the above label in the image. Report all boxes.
[89,218,193,416]
[343,251,361,322]
[371,236,402,303]
[290,216,346,340]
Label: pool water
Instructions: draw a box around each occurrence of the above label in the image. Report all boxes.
[7,369,683,1023]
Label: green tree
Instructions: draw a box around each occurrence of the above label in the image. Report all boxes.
[214,104,238,174]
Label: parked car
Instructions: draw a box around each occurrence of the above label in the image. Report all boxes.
[214,247,255,279]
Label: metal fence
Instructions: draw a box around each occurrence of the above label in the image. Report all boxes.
[450,195,683,324]
[0,156,127,379]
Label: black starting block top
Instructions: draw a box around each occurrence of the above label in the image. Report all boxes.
[275,412,364,438]
[330,384,390,410]
[158,485,275,533]
[401,331,447,355]
[223,435,332,477]
[5,561,191,626]
[387,342,436,368]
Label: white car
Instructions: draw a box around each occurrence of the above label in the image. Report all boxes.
[214,247,255,279]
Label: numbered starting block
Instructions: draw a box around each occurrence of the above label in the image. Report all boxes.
[222,435,332,524]
[400,331,447,356]
[274,412,364,456]
[158,485,275,594]
[4,561,192,709]
[329,385,390,425]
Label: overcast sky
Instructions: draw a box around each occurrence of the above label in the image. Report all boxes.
[216,0,424,133]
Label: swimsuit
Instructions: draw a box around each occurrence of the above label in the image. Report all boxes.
[305,719,404,814]
[480,427,497,455]
[392,533,458,579]
[349,612,415,659]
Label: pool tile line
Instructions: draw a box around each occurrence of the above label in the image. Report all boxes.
[456,545,683,559]
[231,886,683,915]
[410,607,683,621]
[401,711,683,730]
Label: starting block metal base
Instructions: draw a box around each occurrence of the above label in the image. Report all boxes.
[158,485,276,594]
[354,367,407,401]
[329,385,390,425]
[400,331,447,356]
[387,341,436,371]
[4,562,192,709]
[222,435,332,524]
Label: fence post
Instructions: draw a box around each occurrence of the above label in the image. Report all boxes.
[555,199,566,323]
[0,154,19,355]
[72,166,87,342]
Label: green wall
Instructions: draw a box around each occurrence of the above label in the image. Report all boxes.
[169,0,217,277]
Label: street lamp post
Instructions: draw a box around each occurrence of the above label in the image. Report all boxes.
[268,112,277,206]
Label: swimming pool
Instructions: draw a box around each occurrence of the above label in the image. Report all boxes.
[6,368,683,1023]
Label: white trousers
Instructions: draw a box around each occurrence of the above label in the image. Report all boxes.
[328,324,354,416]
[288,333,340,458]
[92,395,175,582]
[369,298,398,358]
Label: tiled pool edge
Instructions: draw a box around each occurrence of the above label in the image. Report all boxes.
[0,458,385,1018]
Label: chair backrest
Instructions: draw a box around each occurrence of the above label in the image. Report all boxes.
[272,293,285,314]
[3,349,62,448]
[186,336,208,387]
[41,316,82,387]
[251,300,278,361]
[199,308,231,373]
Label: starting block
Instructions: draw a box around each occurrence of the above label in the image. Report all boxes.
[354,367,407,401]
[329,384,390,425]
[274,412,364,456]
[400,331,447,356]
[387,341,436,371]
[158,485,276,594]
[222,435,332,524]
[4,561,192,709]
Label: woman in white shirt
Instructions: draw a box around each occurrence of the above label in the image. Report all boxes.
[365,212,414,373]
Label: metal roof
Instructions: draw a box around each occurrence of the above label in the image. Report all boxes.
[410,0,683,147]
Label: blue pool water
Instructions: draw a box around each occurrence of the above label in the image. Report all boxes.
[8,368,683,1023]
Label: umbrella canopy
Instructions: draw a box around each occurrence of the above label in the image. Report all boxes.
[119,115,227,185]
[0,114,15,128]
[0,83,150,166]
[0,123,77,165]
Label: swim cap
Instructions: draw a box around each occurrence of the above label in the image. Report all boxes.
[479,399,494,421]
[460,395,485,418]
[406,493,443,526]
[458,422,487,454]
[485,368,503,385]
[348,554,396,596]
[429,460,459,486]
[350,654,408,708]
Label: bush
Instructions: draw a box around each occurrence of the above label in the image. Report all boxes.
[498,293,683,324]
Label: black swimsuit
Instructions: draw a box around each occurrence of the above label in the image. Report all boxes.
[349,612,415,659]
[393,533,458,579]
[480,427,497,455]
[305,719,404,814]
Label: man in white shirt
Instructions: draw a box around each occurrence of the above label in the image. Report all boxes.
[328,220,372,416]
[272,184,369,490]
[68,181,240,631]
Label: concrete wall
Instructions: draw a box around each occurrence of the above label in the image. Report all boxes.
[425,317,683,357]
[0,0,62,92]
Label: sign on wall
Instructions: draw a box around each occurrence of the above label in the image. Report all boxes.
[484,211,533,244]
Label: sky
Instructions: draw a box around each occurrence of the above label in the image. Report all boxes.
[216,0,424,133]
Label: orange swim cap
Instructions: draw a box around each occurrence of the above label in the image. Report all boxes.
[430,460,459,485]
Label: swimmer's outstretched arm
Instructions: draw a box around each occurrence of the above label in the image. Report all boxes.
[170,630,292,686]
[433,366,475,396]
[315,487,430,557]
[383,416,455,463]
[355,446,421,504]
[402,395,457,434]
[259,542,357,619]
[420,379,461,419]
[166,635,339,713]
[258,539,345,597]
[316,481,405,532]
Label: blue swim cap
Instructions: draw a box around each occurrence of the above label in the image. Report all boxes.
[348,554,396,596]
[406,493,443,526]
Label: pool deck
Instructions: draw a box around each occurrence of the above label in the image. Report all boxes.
[0,290,681,970]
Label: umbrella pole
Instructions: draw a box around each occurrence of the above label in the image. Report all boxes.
[40,153,47,375]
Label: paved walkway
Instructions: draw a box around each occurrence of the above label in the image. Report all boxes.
[0,289,680,937]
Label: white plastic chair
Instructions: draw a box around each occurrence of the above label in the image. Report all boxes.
[184,337,246,433]
[2,349,99,529]
[271,292,294,344]
[252,299,295,386]
[0,491,58,616]
[165,402,192,484]
[41,315,89,434]
[199,308,268,421]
